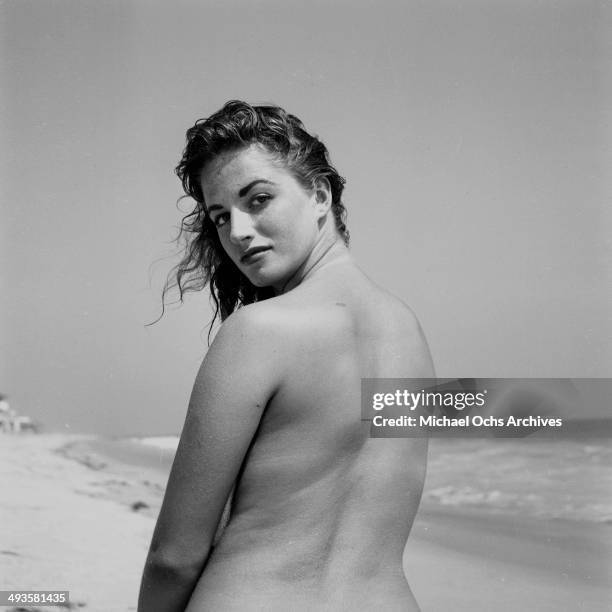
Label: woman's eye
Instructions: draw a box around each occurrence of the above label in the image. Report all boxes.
[251,194,271,207]
[214,213,229,228]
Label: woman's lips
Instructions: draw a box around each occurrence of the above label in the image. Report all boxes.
[241,247,271,264]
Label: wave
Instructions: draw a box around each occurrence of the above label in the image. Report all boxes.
[128,435,179,451]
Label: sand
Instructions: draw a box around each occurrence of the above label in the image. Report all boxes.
[1,433,610,612]
[405,508,611,611]
[1,434,156,612]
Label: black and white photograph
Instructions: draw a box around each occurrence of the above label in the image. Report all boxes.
[1,1,610,611]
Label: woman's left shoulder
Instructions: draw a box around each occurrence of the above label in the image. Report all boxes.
[212,300,301,353]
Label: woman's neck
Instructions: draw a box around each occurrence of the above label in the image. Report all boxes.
[275,236,351,295]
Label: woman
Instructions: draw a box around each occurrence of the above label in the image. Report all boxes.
[138,101,435,611]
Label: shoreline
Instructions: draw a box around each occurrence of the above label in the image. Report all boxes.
[2,433,611,611]
[55,435,173,520]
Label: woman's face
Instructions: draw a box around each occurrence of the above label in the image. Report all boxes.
[199,144,322,290]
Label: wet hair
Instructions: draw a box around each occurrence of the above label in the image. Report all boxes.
[161,100,349,336]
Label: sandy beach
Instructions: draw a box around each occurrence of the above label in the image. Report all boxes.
[1,433,610,612]
[1,434,157,612]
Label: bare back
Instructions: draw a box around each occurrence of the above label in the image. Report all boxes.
[186,262,434,611]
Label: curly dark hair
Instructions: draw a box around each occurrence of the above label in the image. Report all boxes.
[161,100,349,336]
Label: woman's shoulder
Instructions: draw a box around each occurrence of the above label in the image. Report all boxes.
[217,296,347,351]
[211,299,307,351]
[203,299,323,388]
[198,302,292,396]
[221,298,299,330]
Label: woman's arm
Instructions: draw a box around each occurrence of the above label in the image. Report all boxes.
[138,305,284,612]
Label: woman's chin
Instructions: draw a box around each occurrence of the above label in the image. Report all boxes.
[248,278,270,288]
[248,276,289,295]
[243,270,277,289]
[242,263,295,292]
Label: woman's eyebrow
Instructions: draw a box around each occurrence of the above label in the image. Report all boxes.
[238,179,276,197]
[206,203,224,215]
[205,179,277,214]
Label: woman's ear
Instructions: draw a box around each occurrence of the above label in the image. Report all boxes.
[313,177,332,219]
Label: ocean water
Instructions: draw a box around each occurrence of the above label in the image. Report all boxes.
[130,436,180,451]
[423,437,612,524]
[130,430,612,524]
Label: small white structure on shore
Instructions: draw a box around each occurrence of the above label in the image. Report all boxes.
[0,396,38,433]
[0,397,11,432]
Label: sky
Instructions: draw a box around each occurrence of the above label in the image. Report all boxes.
[1,0,610,435]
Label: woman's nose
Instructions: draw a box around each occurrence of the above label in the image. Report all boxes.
[229,208,255,244]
